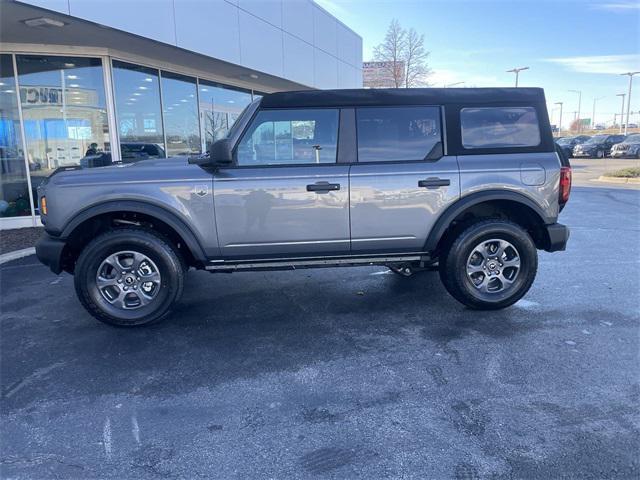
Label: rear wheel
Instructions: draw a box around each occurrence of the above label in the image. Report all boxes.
[596,150,605,158]
[439,220,537,310]
[74,228,184,326]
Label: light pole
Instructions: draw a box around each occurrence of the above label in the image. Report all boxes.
[506,67,529,87]
[621,72,640,135]
[616,93,626,134]
[591,96,605,131]
[554,101,563,135]
[569,90,582,132]
[444,81,465,88]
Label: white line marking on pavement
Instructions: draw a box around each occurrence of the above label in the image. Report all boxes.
[515,299,540,310]
[2,361,66,398]
[103,417,112,459]
[0,247,35,265]
[131,414,141,445]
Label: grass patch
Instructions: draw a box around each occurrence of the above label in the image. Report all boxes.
[604,167,640,178]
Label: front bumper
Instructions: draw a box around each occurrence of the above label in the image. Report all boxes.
[545,223,570,252]
[35,233,67,274]
[572,151,593,157]
[611,151,637,158]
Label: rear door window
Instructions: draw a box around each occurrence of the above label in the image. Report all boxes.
[460,106,541,149]
[356,106,442,162]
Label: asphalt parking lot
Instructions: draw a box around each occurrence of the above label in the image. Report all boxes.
[1,185,639,479]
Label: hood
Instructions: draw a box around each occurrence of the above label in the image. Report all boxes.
[42,156,199,189]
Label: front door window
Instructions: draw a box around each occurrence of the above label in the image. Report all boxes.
[236,109,339,166]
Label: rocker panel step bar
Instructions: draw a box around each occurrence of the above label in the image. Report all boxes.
[205,254,429,272]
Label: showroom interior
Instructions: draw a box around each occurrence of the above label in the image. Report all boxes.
[0,0,363,229]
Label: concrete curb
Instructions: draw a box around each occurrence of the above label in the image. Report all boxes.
[0,247,36,265]
[596,176,640,184]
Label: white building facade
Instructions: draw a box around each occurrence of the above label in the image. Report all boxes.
[0,0,363,229]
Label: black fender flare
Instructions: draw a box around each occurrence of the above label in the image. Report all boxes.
[424,190,553,252]
[58,200,208,263]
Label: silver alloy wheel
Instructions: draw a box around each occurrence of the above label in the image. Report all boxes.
[466,238,521,294]
[96,251,161,310]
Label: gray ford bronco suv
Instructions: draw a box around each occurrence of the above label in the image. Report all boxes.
[36,88,571,326]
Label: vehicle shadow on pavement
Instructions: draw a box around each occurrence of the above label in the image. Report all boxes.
[173,268,544,337]
[0,264,550,407]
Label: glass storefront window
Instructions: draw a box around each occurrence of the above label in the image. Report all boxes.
[198,80,252,152]
[161,71,200,156]
[112,61,165,162]
[0,55,31,218]
[16,55,110,205]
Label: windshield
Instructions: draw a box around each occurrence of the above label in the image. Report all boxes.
[226,99,260,140]
[584,135,607,144]
[624,134,640,144]
[556,137,573,145]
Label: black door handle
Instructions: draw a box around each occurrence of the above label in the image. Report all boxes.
[306,182,340,193]
[418,177,450,189]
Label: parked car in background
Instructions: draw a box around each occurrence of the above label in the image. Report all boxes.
[79,143,167,169]
[121,143,166,162]
[556,135,590,158]
[573,134,626,158]
[80,152,112,169]
[611,134,640,158]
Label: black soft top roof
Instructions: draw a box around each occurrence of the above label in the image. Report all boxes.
[260,87,546,109]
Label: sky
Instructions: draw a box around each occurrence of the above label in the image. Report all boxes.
[315,0,640,127]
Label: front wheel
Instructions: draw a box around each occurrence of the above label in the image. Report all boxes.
[439,220,538,310]
[74,228,184,326]
[596,150,605,159]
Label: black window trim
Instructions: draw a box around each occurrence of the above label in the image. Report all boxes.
[459,105,542,150]
[446,102,555,156]
[353,104,445,165]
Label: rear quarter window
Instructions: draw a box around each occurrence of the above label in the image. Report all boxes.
[461,106,541,149]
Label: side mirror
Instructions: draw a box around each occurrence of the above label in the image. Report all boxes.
[188,138,233,166]
[209,138,233,166]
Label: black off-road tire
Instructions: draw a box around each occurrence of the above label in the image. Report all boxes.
[439,219,538,310]
[74,228,184,327]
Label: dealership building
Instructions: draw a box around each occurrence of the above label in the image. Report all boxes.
[0,0,363,229]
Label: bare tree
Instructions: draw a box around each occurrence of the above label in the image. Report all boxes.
[403,28,431,88]
[371,20,431,88]
[373,19,406,88]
